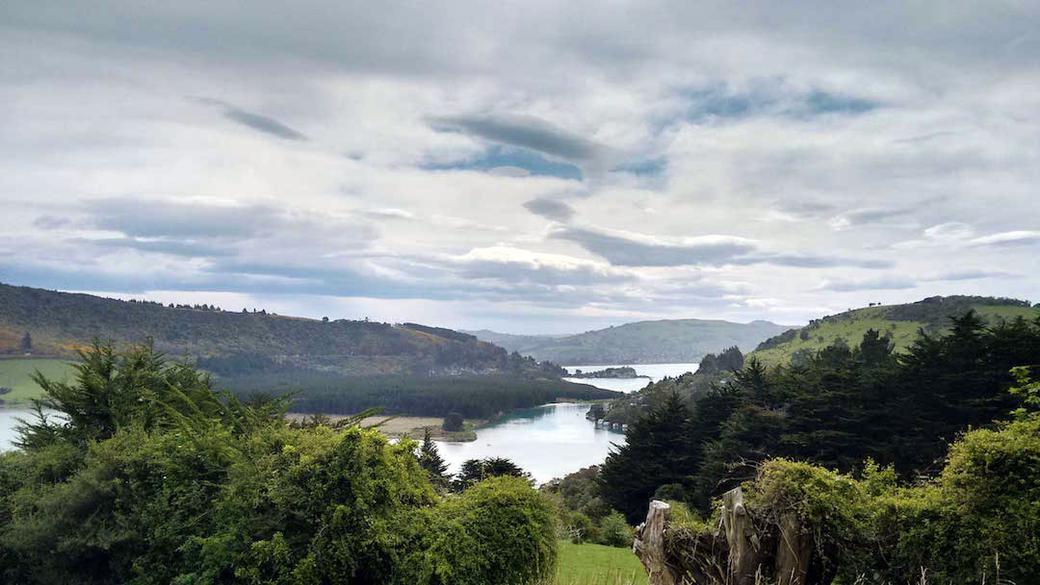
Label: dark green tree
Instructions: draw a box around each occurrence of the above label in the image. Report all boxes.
[19,332,31,353]
[417,428,450,488]
[598,392,695,522]
[453,457,529,491]
[442,412,464,432]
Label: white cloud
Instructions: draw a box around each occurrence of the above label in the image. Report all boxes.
[1,2,1038,331]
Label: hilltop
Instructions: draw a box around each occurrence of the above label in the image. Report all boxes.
[751,295,1039,366]
[0,282,619,413]
[469,319,792,365]
[0,282,549,377]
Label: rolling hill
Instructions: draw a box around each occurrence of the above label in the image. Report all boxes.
[750,295,1039,366]
[0,282,619,414]
[468,319,792,365]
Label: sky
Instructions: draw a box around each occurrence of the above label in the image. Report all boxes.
[1,1,1038,334]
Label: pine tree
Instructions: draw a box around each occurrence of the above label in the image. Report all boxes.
[598,392,694,522]
[417,428,449,488]
[20,331,32,353]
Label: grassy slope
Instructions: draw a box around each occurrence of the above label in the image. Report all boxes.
[751,303,1038,366]
[478,319,792,365]
[0,358,75,406]
[555,541,647,585]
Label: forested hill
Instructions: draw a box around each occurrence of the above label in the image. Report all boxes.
[0,282,559,378]
[468,319,792,365]
[751,295,1039,366]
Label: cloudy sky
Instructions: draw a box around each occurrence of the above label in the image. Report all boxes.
[2,2,1038,333]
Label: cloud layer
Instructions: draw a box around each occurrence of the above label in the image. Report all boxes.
[1,2,1038,332]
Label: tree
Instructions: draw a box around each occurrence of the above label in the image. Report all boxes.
[599,392,695,522]
[19,331,31,354]
[442,412,464,432]
[453,457,530,491]
[417,428,450,488]
[587,403,606,420]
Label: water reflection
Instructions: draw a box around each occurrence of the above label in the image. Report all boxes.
[435,402,624,484]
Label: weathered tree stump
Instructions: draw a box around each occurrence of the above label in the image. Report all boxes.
[633,500,679,585]
[633,487,826,585]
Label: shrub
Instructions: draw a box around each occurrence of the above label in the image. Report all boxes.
[414,476,558,585]
[597,511,634,548]
[442,412,464,432]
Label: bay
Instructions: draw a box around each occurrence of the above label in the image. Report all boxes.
[435,402,624,484]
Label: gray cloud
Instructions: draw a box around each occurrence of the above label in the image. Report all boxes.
[552,226,756,267]
[431,114,602,164]
[523,198,575,222]
[87,197,285,238]
[553,226,890,269]
[81,237,235,258]
[193,97,306,141]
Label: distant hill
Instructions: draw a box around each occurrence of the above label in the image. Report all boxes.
[468,319,793,365]
[0,282,620,414]
[751,295,1039,366]
[0,282,547,376]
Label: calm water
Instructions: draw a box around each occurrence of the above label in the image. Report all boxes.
[0,409,31,451]
[436,402,625,484]
[563,362,700,393]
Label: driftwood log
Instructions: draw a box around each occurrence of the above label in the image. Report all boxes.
[633,488,831,585]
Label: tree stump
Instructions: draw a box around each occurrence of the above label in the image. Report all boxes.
[633,500,678,585]
[634,487,827,585]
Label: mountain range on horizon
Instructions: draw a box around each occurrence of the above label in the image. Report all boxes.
[467,318,794,365]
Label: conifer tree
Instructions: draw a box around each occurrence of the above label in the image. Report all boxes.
[417,428,450,488]
[598,392,694,522]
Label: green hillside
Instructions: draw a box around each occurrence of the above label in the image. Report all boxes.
[0,283,620,416]
[0,358,75,407]
[471,319,792,365]
[751,295,1038,366]
[0,282,555,377]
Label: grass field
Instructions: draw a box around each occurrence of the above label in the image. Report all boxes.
[554,541,647,585]
[0,358,75,407]
[751,304,1039,366]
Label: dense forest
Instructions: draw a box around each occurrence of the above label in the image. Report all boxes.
[0,282,561,378]
[591,309,1040,583]
[0,344,559,584]
[223,370,618,418]
[0,283,613,418]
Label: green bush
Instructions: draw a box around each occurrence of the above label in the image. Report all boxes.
[0,343,560,585]
[413,476,558,585]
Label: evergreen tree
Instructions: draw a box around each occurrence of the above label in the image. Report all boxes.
[453,457,529,491]
[417,428,450,488]
[19,331,31,353]
[598,392,694,522]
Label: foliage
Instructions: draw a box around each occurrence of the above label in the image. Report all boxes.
[0,281,567,381]
[225,371,619,418]
[453,457,531,492]
[410,476,558,585]
[657,372,1040,585]
[0,344,559,584]
[600,313,1040,524]
[751,295,1038,366]
[417,429,450,489]
[599,393,695,522]
[442,412,464,432]
[542,466,634,548]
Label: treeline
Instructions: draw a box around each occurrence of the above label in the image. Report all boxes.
[596,311,1040,581]
[224,371,619,418]
[0,344,558,584]
[601,311,1040,518]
